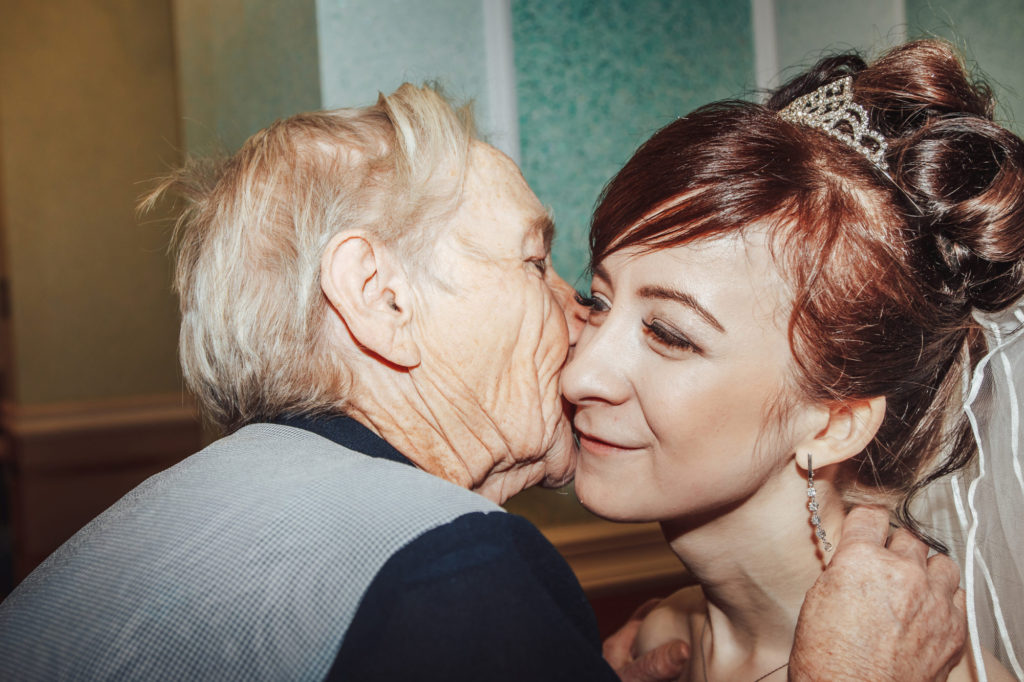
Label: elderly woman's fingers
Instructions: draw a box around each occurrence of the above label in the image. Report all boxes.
[603,598,691,682]
[835,505,890,549]
[790,505,968,681]
[927,551,964,596]
[886,527,929,565]
[616,640,690,682]
[602,598,664,667]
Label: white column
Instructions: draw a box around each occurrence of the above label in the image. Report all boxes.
[482,0,521,164]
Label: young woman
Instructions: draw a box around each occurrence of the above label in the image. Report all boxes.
[563,40,1021,681]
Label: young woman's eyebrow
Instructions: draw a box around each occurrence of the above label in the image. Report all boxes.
[637,285,725,333]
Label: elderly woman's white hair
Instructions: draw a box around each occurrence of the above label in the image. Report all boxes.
[142,84,475,431]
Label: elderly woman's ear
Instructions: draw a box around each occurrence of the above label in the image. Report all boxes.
[320,231,421,368]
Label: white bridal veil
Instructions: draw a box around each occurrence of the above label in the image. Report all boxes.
[922,300,1024,681]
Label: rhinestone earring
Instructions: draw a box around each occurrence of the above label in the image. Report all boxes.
[806,454,833,551]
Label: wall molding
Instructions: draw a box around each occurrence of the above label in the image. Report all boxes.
[1,392,204,579]
[543,520,689,595]
[1,392,202,474]
[2,392,198,438]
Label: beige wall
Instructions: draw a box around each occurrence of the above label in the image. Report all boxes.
[173,0,321,154]
[0,0,183,405]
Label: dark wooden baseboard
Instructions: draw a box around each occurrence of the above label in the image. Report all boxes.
[1,394,203,582]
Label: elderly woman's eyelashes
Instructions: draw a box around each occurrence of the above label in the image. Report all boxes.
[527,258,548,276]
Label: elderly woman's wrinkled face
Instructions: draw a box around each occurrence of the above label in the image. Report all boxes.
[415,143,580,494]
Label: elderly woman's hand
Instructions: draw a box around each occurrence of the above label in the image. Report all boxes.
[789,506,967,681]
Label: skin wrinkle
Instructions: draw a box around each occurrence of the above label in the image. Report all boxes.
[357,372,491,490]
[343,340,504,489]
[472,294,542,448]
[411,337,522,486]
[422,371,512,485]
[479,319,564,492]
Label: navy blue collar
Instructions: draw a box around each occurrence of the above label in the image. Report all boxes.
[271,414,415,468]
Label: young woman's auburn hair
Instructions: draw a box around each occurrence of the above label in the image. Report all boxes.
[590,39,1024,550]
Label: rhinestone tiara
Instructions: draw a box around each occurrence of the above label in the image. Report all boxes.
[778,75,889,173]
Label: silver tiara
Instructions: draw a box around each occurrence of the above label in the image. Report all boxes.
[778,75,889,173]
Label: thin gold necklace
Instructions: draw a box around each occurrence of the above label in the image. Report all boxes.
[699,617,789,682]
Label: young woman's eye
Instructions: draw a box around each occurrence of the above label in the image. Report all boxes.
[528,258,548,276]
[644,320,700,353]
[575,291,610,313]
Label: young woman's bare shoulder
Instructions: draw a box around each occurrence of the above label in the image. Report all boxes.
[633,586,705,656]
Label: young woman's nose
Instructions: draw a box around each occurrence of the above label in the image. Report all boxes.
[560,316,631,407]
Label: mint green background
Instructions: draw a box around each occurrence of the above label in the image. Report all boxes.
[771,0,1024,133]
[906,0,1024,132]
[316,0,490,125]
[774,0,907,79]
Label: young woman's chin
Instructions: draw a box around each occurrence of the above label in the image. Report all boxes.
[572,456,661,523]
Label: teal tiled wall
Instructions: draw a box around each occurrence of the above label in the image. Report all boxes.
[512,0,756,286]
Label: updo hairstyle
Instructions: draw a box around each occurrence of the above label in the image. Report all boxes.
[590,40,1024,549]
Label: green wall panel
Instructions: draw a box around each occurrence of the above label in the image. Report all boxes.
[316,0,488,120]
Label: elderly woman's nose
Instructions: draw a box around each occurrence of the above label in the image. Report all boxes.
[547,270,588,347]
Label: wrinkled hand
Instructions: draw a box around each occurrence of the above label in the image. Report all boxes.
[604,599,690,682]
[790,506,966,681]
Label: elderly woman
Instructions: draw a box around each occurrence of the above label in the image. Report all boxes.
[0,84,962,681]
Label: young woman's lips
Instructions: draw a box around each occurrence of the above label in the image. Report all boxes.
[576,430,641,456]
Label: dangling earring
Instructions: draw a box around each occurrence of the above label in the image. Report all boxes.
[806,453,833,551]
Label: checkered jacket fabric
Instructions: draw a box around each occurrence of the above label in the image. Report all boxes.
[0,423,501,680]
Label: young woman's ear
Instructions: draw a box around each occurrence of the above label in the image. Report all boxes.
[320,231,420,368]
[795,396,887,471]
